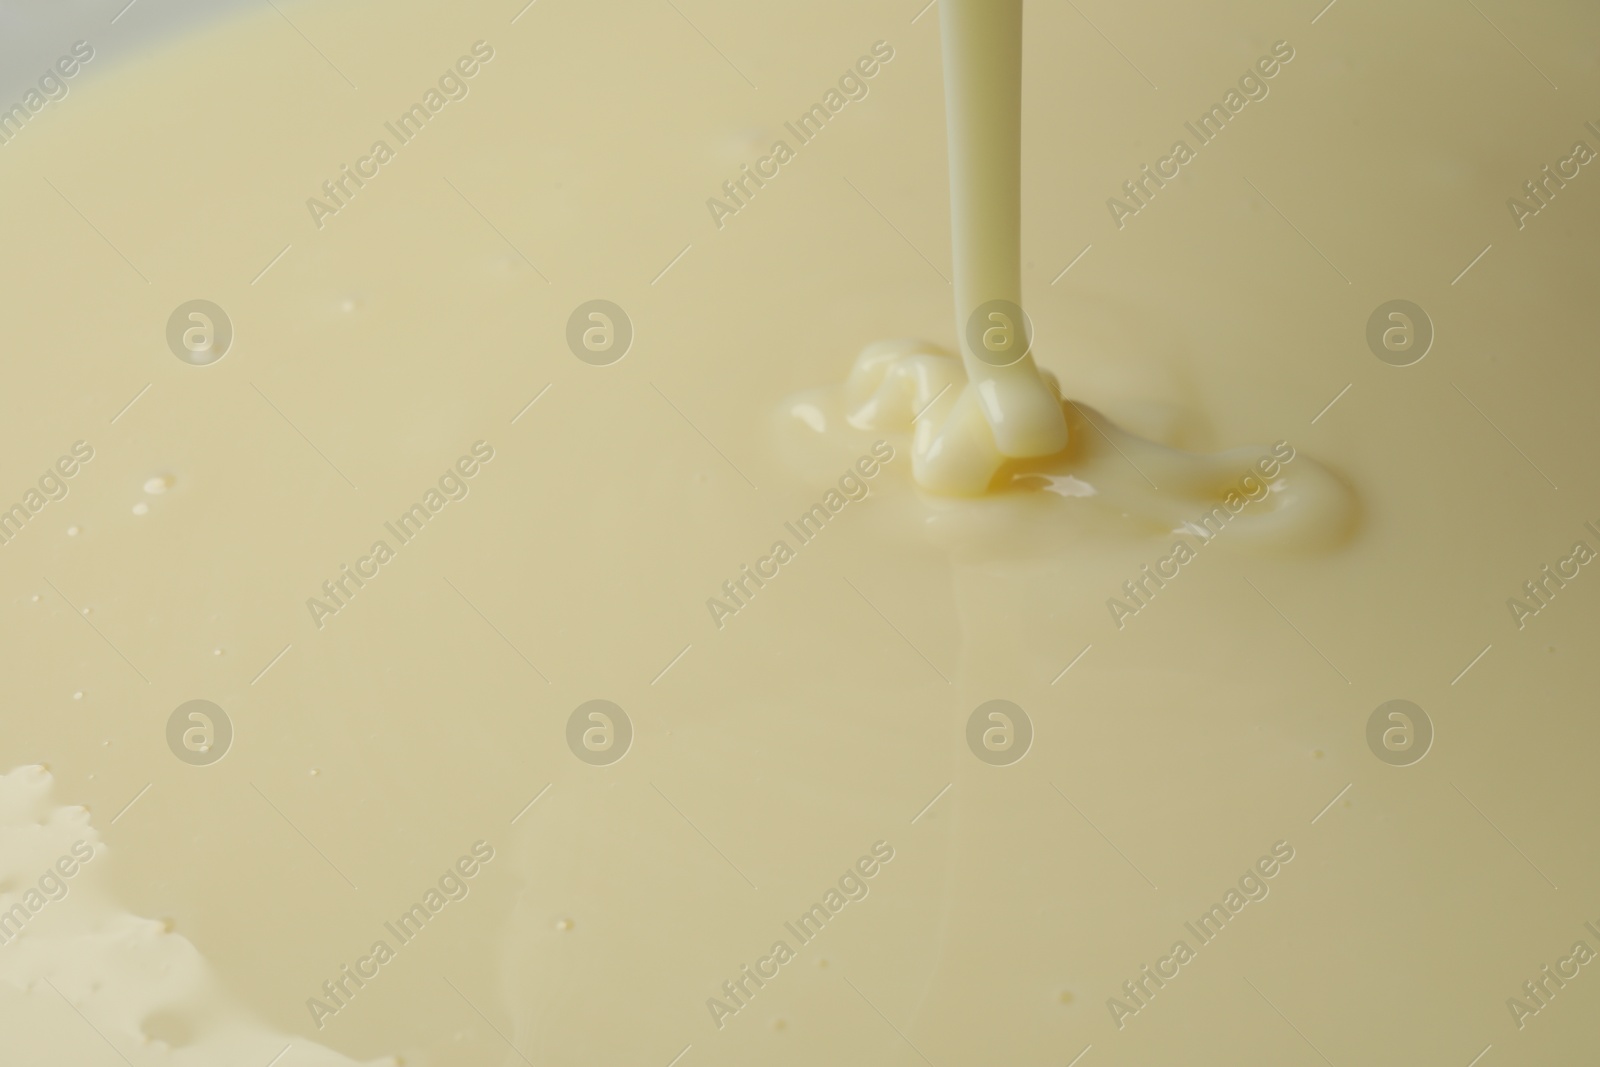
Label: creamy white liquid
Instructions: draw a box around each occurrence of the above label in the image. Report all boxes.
[2,1,1598,1065]
[921,0,1068,493]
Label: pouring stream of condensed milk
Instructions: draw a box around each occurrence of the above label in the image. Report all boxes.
[936,0,1069,469]
[842,0,1068,495]
[837,0,1351,550]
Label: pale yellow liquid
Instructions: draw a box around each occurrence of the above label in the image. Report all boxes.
[910,0,1071,492]
[3,1,1600,1065]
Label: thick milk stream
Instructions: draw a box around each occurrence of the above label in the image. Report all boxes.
[924,0,1069,488]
